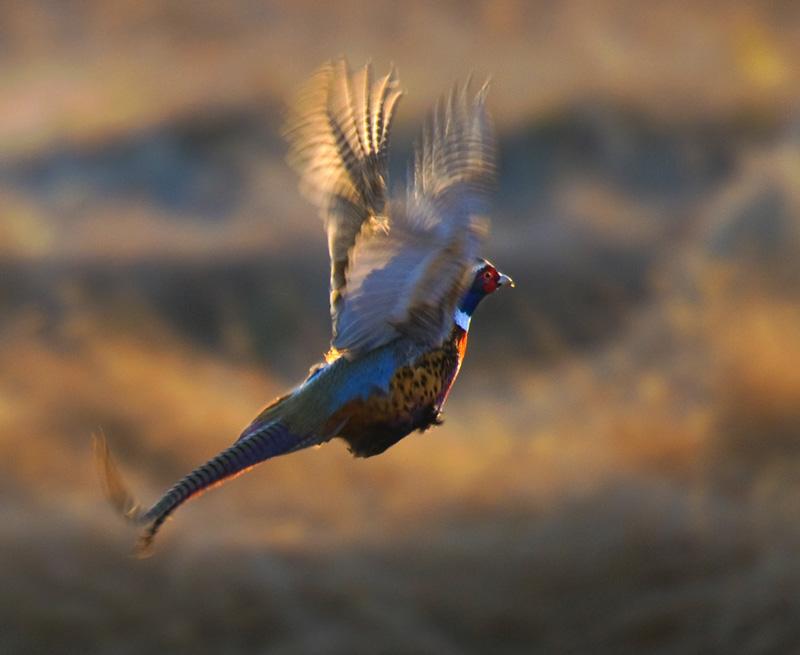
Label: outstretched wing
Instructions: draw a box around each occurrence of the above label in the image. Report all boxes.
[284,59,403,340]
[331,79,495,355]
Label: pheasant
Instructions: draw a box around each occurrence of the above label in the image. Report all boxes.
[96,59,513,554]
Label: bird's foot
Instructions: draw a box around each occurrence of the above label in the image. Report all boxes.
[417,409,444,433]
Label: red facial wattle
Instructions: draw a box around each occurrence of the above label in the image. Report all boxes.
[481,267,499,294]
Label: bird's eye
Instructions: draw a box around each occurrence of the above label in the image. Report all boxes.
[483,271,492,280]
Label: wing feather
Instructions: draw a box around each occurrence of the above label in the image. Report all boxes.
[331,78,493,355]
[284,60,402,336]
[287,63,494,357]
[408,78,495,227]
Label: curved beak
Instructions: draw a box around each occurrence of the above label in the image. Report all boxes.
[498,272,515,288]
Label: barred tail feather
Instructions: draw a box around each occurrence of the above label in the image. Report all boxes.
[94,422,310,556]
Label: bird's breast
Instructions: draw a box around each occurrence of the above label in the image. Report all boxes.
[324,328,467,457]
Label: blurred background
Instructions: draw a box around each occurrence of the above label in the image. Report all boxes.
[2,2,800,653]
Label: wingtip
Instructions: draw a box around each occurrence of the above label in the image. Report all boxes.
[477,76,492,100]
[464,70,475,94]
[386,63,404,100]
[387,61,400,85]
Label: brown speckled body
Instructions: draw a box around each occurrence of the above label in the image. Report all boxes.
[326,327,468,457]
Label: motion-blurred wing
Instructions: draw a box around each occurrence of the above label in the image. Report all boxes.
[332,219,487,354]
[332,80,494,355]
[407,78,496,231]
[284,60,403,338]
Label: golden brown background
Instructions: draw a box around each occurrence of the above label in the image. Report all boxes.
[2,2,800,653]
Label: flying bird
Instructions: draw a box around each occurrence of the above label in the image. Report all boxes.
[96,59,513,554]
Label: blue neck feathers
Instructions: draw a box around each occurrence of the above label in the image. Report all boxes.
[454,288,487,332]
[458,288,484,316]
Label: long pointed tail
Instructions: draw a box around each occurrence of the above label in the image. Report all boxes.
[94,421,311,556]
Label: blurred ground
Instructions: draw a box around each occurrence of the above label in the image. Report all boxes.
[2,2,800,654]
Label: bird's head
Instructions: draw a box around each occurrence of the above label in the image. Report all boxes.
[457,259,513,320]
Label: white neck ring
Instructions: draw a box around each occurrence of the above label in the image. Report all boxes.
[454,308,471,332]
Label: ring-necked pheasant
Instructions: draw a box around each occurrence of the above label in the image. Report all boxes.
[96,59,513,554]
